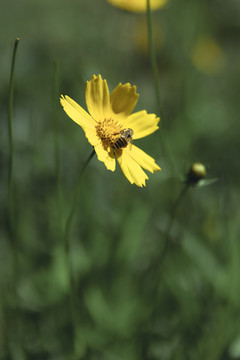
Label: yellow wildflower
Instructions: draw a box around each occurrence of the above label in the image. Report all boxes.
[60,75,160,187]
[191,36,225,75]
[133,18,165,55]
[107,0,167,13]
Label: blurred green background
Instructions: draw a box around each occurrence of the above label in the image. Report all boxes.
[1,0,240,359]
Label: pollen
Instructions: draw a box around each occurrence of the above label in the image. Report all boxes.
[96,118,123,147]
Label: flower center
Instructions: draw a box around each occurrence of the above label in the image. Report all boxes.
[96,118,124,147]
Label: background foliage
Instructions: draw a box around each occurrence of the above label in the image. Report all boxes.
[1,0,240,359]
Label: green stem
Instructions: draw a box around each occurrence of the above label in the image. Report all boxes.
[147,184,189,296]
[159,184,189,264]
[64,149,95,252]
[52,60,63,226]
[7,38,26,360]
[8,38,19,217]
[146,0,163,120]
[146,0,175,175]
[64,149,95,352]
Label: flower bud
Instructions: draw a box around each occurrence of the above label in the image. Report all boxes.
[187,162,207,184]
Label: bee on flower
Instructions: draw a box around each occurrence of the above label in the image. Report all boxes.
[60,75,161,187]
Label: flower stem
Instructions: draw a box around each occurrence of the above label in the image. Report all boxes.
[8,38,19,218]
[147,184,189,296]
[7,37,26,360]
[146,0,163,120]
[159,184,189,264]
[64,149,95,251]
[64,149,95,352]
[52,60,63,228]
[146,0,175,174]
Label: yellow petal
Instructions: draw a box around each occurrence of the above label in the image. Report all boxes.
[110,83,139,116]
[94,142,116,171]
[60,95,96,129]
[60,95,99,147]
[82,126,99,147]
[128,145,161,172]
[123,110,160,140]
[115,149,149,187]
[85,75,111,122]
[107,0,167,13]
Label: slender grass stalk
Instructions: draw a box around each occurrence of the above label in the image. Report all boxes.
[146,0,175,174]
[64,149,95,352]
[146,0,163,120]
[7,37,26,360]
[159,184,189,264]
[147,184,189,296]
[64,149,95,252]
[8,38,20,219]
[52,61,63,227]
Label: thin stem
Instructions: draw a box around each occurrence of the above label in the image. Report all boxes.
[7,38,26,360]
[147,184,189,296]
[146,0,175,175]
[146,0,163,120]
[63,149,95,353]
[8,38,19,218]
[52,60,63,226]
[159,184,189,264]
[64,149,95,252]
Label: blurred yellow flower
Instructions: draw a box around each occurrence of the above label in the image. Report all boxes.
[133,18,165,55]
[191,36,226,75]
[60,75,160,187]
[107,0,167,13]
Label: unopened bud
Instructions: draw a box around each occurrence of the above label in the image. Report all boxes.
[187,162,207,184]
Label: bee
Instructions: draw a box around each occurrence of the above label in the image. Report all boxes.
[112,128,134,150]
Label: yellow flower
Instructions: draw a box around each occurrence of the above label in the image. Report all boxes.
[107,0,167,13]
[191,36,226,75]
[60,75,161,187]
[133,18,165,55]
